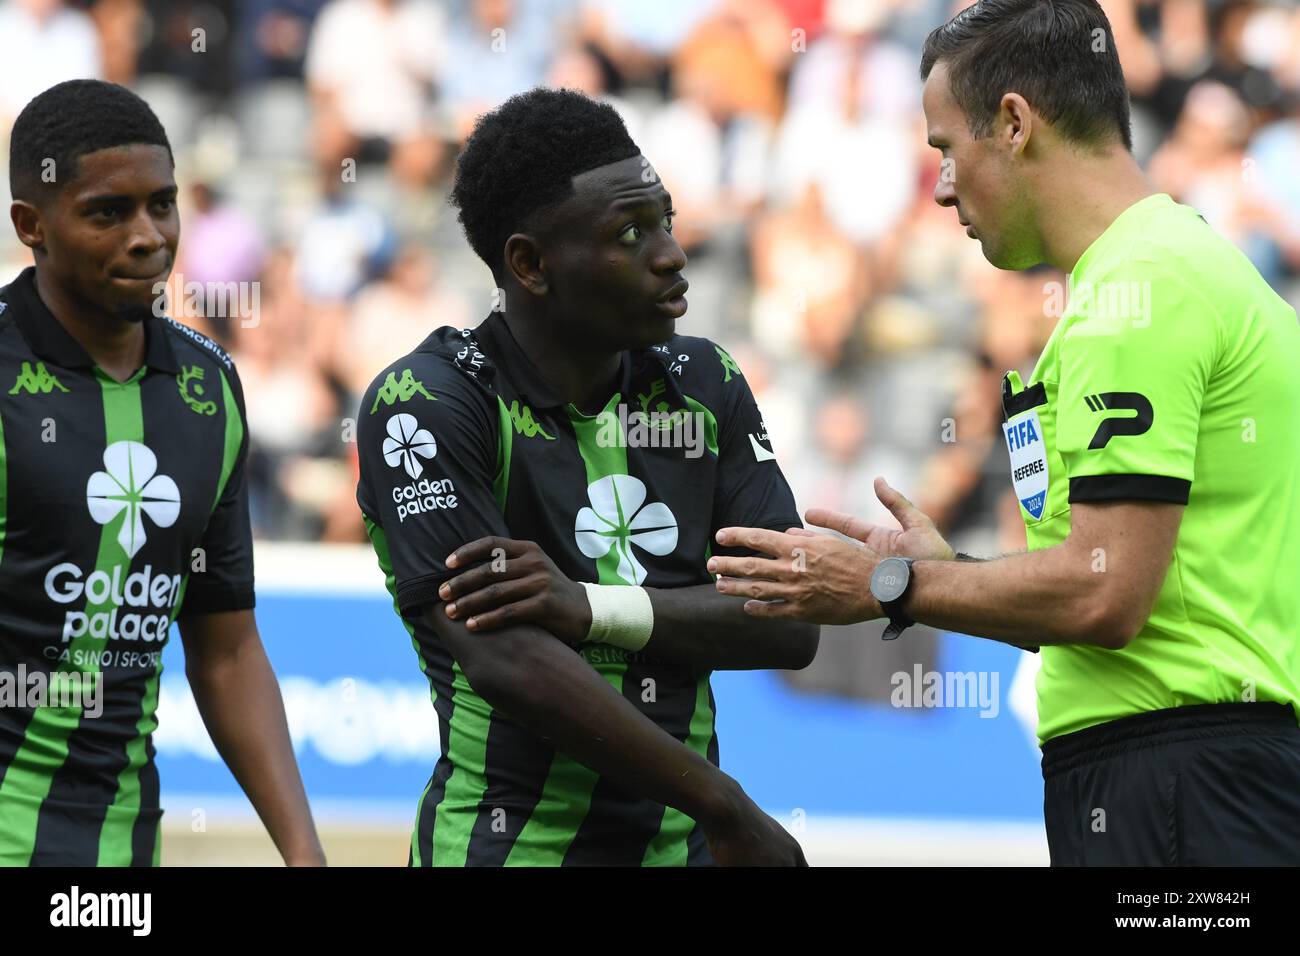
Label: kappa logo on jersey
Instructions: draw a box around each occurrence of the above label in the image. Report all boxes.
[370,368,437,413]
[507,400,555,439]
[1085,392,1153,449]
[1004,411,1049,520]
[383,412,437,479]
[10,360,69,396]
[574,475,678,585]
[86,441,181,558]
[715,345,742,383]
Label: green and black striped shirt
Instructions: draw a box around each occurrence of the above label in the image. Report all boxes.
[0,267,254,866]
[356,312,800,866]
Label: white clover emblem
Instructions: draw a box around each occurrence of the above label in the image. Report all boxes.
[574,475,678,585]
[86,441,181,558]
[383,412,437,479]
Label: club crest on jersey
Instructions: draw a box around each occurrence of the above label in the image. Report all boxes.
[177,364,218,415]
[1003,410,1049,520]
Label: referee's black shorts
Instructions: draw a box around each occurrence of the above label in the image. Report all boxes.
[1041,701,1300,866]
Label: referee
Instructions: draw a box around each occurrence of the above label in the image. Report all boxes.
[708,0,1300,865]
[0,81,322,865]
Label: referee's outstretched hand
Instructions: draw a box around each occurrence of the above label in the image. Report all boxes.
[807,476,955,562]
[710,477,954,624]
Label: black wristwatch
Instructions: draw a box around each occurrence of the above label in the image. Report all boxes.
[871,557,915,641]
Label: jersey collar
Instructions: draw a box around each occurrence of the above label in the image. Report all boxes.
[471,311,635,411]
[6,266,180,375]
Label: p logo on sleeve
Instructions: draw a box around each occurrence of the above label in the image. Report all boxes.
[1084,391,1153,449]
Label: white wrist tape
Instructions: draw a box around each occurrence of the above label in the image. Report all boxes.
[580,583,654,651]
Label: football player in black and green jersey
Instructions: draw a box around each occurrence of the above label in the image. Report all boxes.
[357,89,817,866]
[0,80,322,865]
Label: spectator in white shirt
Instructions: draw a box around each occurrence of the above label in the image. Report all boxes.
[0,0,103,129]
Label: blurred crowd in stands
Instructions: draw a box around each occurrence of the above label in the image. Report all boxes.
[2,0,1298,609]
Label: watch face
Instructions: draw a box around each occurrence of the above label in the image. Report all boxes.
[871,557,911,604]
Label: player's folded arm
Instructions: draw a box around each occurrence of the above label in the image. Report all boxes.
[357,367,571,685]
[355,373,738,811]
[419,601,585,716]
[419,598,748,834]
[358,364,504,603]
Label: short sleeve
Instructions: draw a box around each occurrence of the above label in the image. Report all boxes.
[357,363,510,618]
[709,346,802,552]
[181,363,256,615]
[1055,264,1218,504]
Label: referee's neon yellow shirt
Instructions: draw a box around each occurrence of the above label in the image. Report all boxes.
[1002,193,1300,744]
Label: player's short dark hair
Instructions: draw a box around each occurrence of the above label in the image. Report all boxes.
[920,0,1133,151]
[449,87,641,271]
[8,79,174,204]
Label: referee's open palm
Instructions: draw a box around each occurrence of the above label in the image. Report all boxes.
[806,477,954,562]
